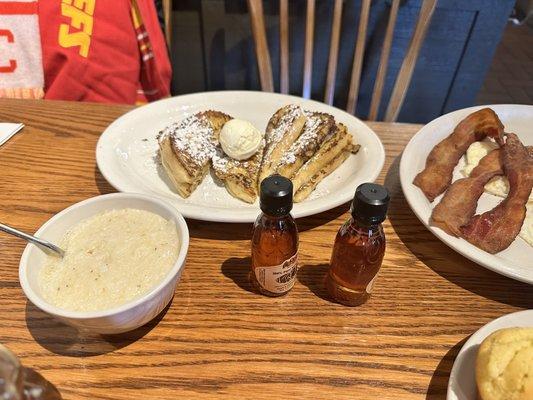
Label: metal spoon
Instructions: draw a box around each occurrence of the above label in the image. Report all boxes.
[0,223,65,257]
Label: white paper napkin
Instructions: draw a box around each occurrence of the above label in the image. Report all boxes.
[0,123,24,147]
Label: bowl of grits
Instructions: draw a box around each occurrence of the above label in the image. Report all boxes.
[19,193,189,334]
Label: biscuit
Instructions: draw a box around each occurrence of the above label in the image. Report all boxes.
[476,327,533,400]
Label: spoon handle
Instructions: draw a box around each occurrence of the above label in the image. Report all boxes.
[0,223,65,257]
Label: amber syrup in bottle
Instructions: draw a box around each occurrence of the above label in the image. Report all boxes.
[251,175,299,296]
[326,183,390,306]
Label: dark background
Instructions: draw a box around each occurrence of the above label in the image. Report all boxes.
[168,0,515,123]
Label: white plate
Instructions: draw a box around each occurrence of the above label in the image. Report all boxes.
[96,91,385,222]
[400,104,533,284]
[447,309,533,400]
[0,122,24,147]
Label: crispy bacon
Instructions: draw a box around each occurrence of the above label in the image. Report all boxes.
[413,108,504,202]
[431,149,503,237]
[460,133,533,253]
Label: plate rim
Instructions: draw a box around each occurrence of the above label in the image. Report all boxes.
[446,309,533,400]
[96,90,385,223]
[399,104,533,284]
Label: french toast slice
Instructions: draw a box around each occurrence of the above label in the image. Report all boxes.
[276,111,335,179]
[258,105,306,186]
[292,123,360,202]
[158,111,232,197]
[212,139,265,203]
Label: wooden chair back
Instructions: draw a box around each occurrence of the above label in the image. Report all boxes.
[163,0,173,47]
[247,0,438,121]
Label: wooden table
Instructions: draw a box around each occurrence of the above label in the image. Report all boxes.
[0,99,531,400]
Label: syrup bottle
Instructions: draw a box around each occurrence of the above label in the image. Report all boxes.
[325,183,389,306]
[251,175,299,296]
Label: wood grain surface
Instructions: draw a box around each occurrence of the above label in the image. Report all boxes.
[163,0,172,47]
[384,0,438,122]
[302,0,315,99]
[279,0,289,95]
[247,0,274,92]
[324,0,343,105]
[346,0,371,115]
[0,99,531,400]
[368,0,400,121]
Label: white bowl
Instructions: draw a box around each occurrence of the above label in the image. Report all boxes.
[19,193,189,334]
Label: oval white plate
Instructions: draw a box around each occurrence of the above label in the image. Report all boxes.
[447,309,533,400]
[96,91,385,223]
[400,104,533,284]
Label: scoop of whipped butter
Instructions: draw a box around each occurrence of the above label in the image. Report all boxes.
[219,119,263,160]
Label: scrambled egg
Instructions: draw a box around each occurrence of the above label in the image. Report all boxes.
[462,141,532,247]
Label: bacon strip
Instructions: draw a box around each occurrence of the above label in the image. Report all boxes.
[431,149,503,237]
[460,133,533,253]
[413,108,504,202]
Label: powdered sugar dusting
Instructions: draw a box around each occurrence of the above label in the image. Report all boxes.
[280,111,323,165]
[212,139,265,176]
[158,115,216,167]
[282,152,296,165]
[212,148,230,174]
[264,105,303,159]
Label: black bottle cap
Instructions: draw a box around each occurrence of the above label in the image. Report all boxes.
[351,183,390,224]
[260,175,293,217]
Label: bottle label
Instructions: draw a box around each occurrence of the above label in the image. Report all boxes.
[255,253,298,294]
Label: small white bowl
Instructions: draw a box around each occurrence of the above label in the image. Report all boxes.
[19,193,189,334]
